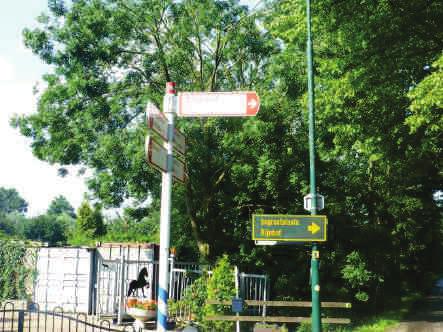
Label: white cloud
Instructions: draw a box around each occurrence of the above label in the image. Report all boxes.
[0,56,16,82]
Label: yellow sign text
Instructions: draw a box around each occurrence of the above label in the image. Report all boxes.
[260,219,300,226]
[260,229,283,237]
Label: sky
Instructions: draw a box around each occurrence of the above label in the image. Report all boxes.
[0,0,88,216]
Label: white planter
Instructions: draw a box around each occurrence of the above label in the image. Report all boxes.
[126,307,156,322]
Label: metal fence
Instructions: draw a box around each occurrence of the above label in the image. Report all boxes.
[94,253,269,324]
[0,302,134,332]
[239,272,269,316]
[95,255,206,323]
[169,269,270,322]
[95,257,160,320]
[168,261,210,301]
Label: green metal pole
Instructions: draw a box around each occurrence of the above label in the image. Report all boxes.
[306,0,321,331]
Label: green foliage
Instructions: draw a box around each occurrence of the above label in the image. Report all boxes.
[341,251,378,302]
[265,0,443,307]
[406,54,443,172]
[0,212,26,237]
[169,271,209,326]
[75,200,106,237]
[14,0,275,262]
[0,193,76,246]
[102,214,159,243]
[47,195,76,218]
[203,255,236,331]
[0,240,35,300]
[0,188,27,215]
[169,255,236,331]
[12,0,443,316]
[67,200,106,245]
[24,214,68,245]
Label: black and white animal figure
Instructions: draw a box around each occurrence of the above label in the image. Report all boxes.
[127,267,149,297]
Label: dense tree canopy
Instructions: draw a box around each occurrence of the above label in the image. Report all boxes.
[13,0,443,309]
[15,0,275,258]
[47,195,76,218]
[0,188,29,238]
[266,0,443,303]
[24,214,68,245]
[76,200,106,237]
[0,188,28,215]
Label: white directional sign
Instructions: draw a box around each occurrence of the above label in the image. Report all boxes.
[145,136,187,183]
[177,91,260,117]
[146,102,186,155]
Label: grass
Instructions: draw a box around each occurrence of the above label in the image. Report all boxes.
[349,292,422,332]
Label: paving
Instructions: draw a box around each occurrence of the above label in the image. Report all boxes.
[388,280,443,332]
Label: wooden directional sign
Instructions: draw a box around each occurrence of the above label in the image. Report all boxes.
[145,136,187,183]
[177,91,260,117]
[146,102,186,155]
[252,214,327,242]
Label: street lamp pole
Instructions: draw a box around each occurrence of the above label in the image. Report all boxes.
[306,0,321,331]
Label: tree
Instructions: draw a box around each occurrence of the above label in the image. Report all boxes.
[406,54,443,181]
[14,0,443,310]
[0,188,28,239]
[265,0,443,305]
[47,195,76,218]
[24,214,67,245]
[75,201,106,237]
[14,0,274,259]
[0,188,27,215]
[0,212,27,238]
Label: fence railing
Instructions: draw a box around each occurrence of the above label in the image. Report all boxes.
[95,256,210,322]
[205,299,352,324]
[169,271,270,323]
[0,302,135,332]
[94,254,269,325]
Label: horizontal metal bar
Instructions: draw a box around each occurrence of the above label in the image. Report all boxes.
[206,300,352,308]
[171,268,203,273]
[240,273,268,278]
[0,310,126,332]
[206,315,351,324]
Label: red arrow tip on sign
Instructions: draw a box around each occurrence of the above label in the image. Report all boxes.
[246,92,260,116]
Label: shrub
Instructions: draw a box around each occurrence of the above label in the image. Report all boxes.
[203,255,236,331]
[170,255,236,331]
[0,240,35,300]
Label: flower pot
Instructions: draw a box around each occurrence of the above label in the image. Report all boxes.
[127,307,156,322]
[126,297,138,308]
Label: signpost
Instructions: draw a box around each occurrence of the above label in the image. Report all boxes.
[147,102,186,155]
[177,91,260,117]
[252,215,327,242]
[305,0,322,329]
[146,84,261,332]
[145,136,186,183]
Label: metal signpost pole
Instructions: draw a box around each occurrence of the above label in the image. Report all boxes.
[306,0,321,331]
[157,82,176,332]
[234,266,240,332]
